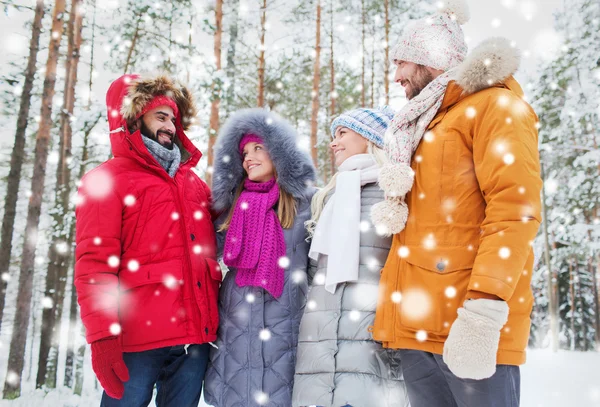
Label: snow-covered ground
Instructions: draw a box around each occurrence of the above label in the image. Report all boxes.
[1,349,598,407]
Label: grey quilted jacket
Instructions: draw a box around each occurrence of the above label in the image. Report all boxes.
[203,108,317,407]
[292,183,409,407]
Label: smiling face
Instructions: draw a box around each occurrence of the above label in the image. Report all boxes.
[330,127,369,166]
[138,105,177,150]
[242,141,275,183]
[393,60,442,100]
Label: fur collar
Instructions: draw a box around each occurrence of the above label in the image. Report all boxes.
[455,37,521,95]
[120,75,198,131]
[211,108,316,212]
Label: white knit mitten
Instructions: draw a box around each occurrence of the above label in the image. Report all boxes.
[443,299,509,380]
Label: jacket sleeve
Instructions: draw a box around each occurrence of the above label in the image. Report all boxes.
[467,95,542,301]
[74,172,123,344]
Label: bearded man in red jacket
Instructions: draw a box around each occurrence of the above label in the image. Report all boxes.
[74,74,222,406]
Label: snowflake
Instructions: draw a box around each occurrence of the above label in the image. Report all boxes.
[109,323,121,335]
[422,234,437,250]
[246,293,256,303]
[349,310,361,321]
[108,256,120,268]
[307,300,317,310]
[359,220,371,232]
[42,297,54,309]
[127,260,140,272]
[241,202,249,210]
[55,241,68,254]
[1,273,9,282]
[499,247,511,259]
[163,275,178,289]
[259,329,271,341]
[423,131,434,143]
[278,256,290,269]
[124,195,136,206]
[254,391,270,405]
[171,212,180,220]
[465,107,477,119]
[193,245,202,254]
[400,289,432,321]
[291,270,305,284]
[194,210,203,220]
[391,291,402,303]
[502,153,515,165]
[93,237,102,245]
[398,246,410,258]
[83,169,114,200]
[5,371,19,386]
[313,273,325,285]
[445,286,457,298]
[491,18,502,28]
[416,330,428,342]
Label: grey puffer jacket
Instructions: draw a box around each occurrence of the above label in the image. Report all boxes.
[204,108,317,407]
[292,183,409,407]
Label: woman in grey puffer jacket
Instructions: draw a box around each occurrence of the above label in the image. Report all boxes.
[204,108,316,407]
[293,107,409,407]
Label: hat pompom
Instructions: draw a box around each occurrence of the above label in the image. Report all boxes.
[378,163,415,197]
[371,198,409,237]
[438,0,470,25]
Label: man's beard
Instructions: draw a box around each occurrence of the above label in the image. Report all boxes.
[405,65,435,100]
[140,120,175,150]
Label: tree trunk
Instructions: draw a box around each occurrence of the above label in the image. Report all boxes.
[65,0,97,389]
[310,0,321,168]
[361,0,366,106]
[328,0,335,176]
[593,250,600,348]
[3,0,67,399]
[37,0,84,389]
[540,162,558,352]
[370,29,375,108]
[384,0,390,105]
[206,0,223,186]
[0,0,45,331]
[569,257,575,350]
[123,13,142,75]
[225,0,242,113]
[257,0,267,107]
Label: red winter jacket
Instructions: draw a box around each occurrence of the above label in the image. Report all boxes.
[74,75,221,352]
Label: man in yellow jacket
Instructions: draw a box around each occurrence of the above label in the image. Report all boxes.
[371,0,542,405]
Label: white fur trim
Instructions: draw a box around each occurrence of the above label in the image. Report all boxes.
[438,0,470,25]
[378,163,415,198]
[443,299,509,380]
[455,37,521,95]
[370,198,409,237]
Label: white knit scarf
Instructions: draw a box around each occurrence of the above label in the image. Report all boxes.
[309,154,379,294]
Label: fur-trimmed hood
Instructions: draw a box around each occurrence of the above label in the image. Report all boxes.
[105,74,201,170]
[454,37,521,95]
[116,74,198,131]
[211,108,317,212]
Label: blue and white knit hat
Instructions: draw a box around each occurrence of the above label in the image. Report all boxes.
[330,106,395,148]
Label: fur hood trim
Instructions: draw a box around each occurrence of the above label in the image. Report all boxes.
[211,108,317,212]
[455,37,521,95]
[120,74,198,130]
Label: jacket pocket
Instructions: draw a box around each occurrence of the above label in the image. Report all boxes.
[201,258,222,335]
[118,259,186,346]
[398,245,475,336]
[119,258,183,290]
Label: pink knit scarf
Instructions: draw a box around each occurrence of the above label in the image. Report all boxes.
[223,178,286,298]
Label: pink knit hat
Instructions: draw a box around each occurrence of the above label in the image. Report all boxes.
[239,134,263,155]
[391,0,470,72]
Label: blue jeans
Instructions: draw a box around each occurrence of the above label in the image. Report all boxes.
[100,344,210,407]
[398,349,520,407]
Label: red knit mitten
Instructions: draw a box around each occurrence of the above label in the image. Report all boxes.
[91,337,130,399]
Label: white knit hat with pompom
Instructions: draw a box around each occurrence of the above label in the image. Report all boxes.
[391,0,470,71]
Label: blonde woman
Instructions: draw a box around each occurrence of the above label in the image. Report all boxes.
[204,108,317,407]
[293,107,409,407]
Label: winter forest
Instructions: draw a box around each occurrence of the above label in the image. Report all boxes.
[0,0,598,405]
